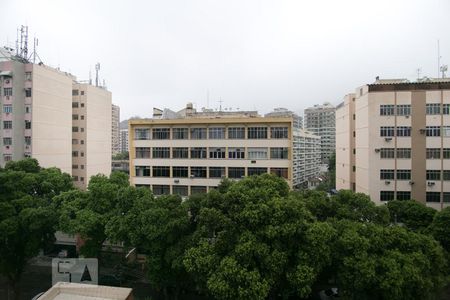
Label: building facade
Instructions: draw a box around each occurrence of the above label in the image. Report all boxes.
[304,102,336,164]
[119,119,129,154]
[72,83,112,189]
[336,78,450,210]
[112,104,120,155]
[129,108,320,196]
[0,47,74,173]
[265,108,303,129]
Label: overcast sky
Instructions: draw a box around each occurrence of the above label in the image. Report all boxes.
[1,0,449,120]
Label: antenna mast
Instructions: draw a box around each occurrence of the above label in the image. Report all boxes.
[95,63,100,87]
[438,40,441,78]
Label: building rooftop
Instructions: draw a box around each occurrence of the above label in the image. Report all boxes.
[37,282,132,300]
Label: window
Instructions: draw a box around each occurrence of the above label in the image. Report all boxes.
[380,148,395,159]
[191,186,207,194]
[72,151,79,157]
[72,89,79,96]
[80,140,84,145]
[380,191,395,201]
[152,185,170,196]
[443,170,450,181]
[3,105,12,113]
[396,191,411,200]
[152,147,170,158]
[136,147,151,158]
[3,137,12,145]
[228,167,245,178]
[80,128,84,133]
[25,136,31,146]
[81,165,84,169]
[80,152,84,157]
[72,164,78,169]
[270,127,288,139]
[380,169,394,180]
[228,127,245,139]
[248,147,268,159]
[72,114,79,120]
[72,126,79,132]
[248,127,267,139]
[80,115,84,120]
[426,126,440,137]
[444,149,450,159]
[81,91,85,96]
[191,167,207,178]
[173,128,188,139]
[81,103,85,107]
[25,72,32,81]
[173,185,188,196]
[270,147,288,159]
[209,167,225,178]
[426,103,440,115]
[135,128,150,140]
[173,166,188,178]
[248,167,267,176]
[72,176,78,181]
[380,126,394,137]
[228,147,245,159]
[380,105,395,115]
[426,148,441,159]
[25,88,32,97]
[444,193,450,203]
[3,121,12,129]
[426,170,441,180]
[443,126,450,137]
[72,102,79,108]
[209,127,225,139]
[25,106,30,113]
[397,104,411,116]
[4,88,12,96]
[80,177,84,182]
[396,169,411,180]
[152,128,170,139]
[191,147,207,159]
[270,168,288,179]
[444,104,450,115]
[426,192,440,203]
[397,148,411,159]
[190,128,207,139]
[396,126,411,137]
[173,147,189,158]
[209,147,225,159]
[153,166,170,177]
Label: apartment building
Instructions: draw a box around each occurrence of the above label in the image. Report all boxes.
[112,104,120,155]
[72,83,112,189]
[129,105,320,196]
[336,78,450,210]
[265,107,303,129]
[0,47,74,173]
[305,102,336,164]
[119,120,129,153]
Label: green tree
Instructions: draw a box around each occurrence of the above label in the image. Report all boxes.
[0,159,73,299]
[57,171,131,257]
[429,207,450,252]
[184,174,335,299]
[112,151,129,160]
[387,200,436,232]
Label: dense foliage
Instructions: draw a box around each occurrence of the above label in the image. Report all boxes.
[1,160,449,300]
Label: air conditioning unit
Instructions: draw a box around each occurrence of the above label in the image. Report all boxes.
[374,149,380,153]
[405,115,410,118]
[174,179,180,183]
[5,79,10,84]
[427,181,435,186]
[385,180,391,185]
[190,174,195,179]
[384,137,392,142]
[5,145,9,149]
[6,96,10,100]
[419,129,426,134]
[409,181,414,185]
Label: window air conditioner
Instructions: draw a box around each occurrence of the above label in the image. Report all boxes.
[374,149,380,153]
[409,181,414,185]
[384,137,392,142]
[385,180,390,185]
[174,179,180,183]
[427,181,435,186]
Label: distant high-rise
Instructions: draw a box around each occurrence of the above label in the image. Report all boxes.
[119,120,129,153]
[112,104,120,155]
[265,108,303,129]
[304,102,336,164]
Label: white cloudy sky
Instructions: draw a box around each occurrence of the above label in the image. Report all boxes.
[1,0,449,120]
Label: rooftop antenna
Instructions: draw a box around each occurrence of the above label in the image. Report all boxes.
[218,98,223,112]
[95,63,100,87]
[438,40,441,78]
[441,65,448,78]
[19,25,29,60]
[416,68,422,80]
[15,27,19,56]
[89,69,92,85]
[29,36,42,64]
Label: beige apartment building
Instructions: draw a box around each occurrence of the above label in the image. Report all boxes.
[1,47,74,173]
[128,105,320,196]
[336,78,450,210]
[72,83,112,189]
[112,104,120,155]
